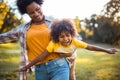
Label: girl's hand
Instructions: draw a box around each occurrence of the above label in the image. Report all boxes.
[107,48,118,54]
[13,66,27,72]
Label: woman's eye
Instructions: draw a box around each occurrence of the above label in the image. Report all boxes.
[36,7,41,11]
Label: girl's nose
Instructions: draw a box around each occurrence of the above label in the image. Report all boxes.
[64,37,68,41]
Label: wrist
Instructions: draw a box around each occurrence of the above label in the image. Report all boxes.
[24,66,28,70]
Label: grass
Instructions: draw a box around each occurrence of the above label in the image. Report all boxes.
[0,42,120,80]
[0,42,20,50]
[75,49,120,80]
[0,52,20,80]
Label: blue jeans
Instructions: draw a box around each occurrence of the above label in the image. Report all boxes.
[35,58,70,80]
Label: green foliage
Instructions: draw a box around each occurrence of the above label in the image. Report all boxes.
[101,0,120,17]
[0,1,24,33]
[84,15,120,46]
[95,16,120,45]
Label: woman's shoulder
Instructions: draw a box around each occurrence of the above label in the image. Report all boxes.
[45,16,54,22]
[44,16,54,28]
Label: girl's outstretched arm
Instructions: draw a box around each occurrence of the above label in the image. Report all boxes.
[13,50,49,72]
[86,44,118,54]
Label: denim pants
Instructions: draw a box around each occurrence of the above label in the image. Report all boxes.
[35,58,70,80]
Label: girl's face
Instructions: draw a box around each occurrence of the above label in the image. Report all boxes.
[26,2,43,24]
[58,31,72,47]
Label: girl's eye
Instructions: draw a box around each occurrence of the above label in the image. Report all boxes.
[59,36,64,38]
[28,12,34,15]
[66,35,69,37]
[66,34,71,37]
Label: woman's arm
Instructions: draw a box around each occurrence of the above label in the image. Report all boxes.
[0,24,25,43]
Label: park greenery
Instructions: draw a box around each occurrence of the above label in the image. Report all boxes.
[0,0,23,34]
[0,0,120,46]
[0,42,120,80]
[0,0,120,80]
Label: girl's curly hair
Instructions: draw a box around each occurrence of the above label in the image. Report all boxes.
[50,18,77,43]
[16,0,44,14]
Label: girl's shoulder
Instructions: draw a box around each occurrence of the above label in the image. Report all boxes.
[72,38,84,45]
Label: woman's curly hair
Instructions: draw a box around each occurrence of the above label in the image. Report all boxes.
[16,0,44,14]
[50,18,77,43]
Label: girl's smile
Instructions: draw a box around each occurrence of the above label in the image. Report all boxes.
[59,31,72,46]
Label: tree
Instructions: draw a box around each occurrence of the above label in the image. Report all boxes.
[100,0,120,46]
[0,0,23,33]
[74,16,81,33]
[101,0,120,18]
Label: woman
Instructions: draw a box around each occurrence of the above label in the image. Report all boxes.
[0,0,70,80]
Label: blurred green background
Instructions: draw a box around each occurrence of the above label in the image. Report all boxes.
[0,42,120,80]
[0,0,120,80]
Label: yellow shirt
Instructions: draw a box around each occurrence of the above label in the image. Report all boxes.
[47,38,87,67]
[47,38,87,53]
[26,23,59,65]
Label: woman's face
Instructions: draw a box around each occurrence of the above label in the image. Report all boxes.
[26,2,43,24]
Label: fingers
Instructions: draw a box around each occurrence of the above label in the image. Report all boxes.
[112,48,118,52]
[109,48,118,54]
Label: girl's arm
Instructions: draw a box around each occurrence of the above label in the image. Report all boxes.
[54,49,76,57]
[13,50,49,72]
[86,44,118,54]
[54,52,73,57]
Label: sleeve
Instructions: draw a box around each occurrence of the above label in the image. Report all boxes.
[46,41,55,53]
[0,24,24,43]
[45,16,54,29]
[73,38,87,48]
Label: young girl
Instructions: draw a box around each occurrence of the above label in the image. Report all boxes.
[14,18,117,80]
